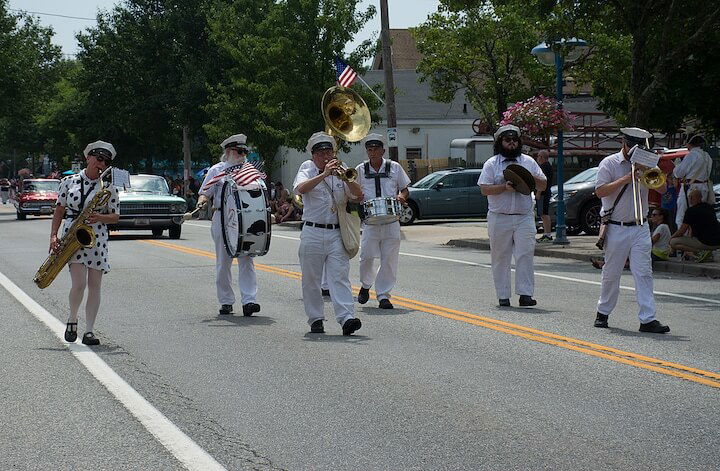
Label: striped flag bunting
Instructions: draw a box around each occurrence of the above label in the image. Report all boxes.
[335,56,357,88]
[202,161,266,190]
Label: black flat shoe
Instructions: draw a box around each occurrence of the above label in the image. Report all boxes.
[518,295,537,308]
[82,332,100,346]
[219,304,233,315]
[357,287,370,304]
[242,303,261,316]
[378,299,393,309]
[594,313,609,328]
[498,299,510,307]
[321,289,331,297]
[64,322,77,342]
[639,320,670,333]
[310,320,325,333]
[342,318,362,336]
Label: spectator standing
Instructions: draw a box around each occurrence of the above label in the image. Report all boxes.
[660,175,678,230]
[669,188,720,262]
[535,150,553,242]
[0,178,9,204]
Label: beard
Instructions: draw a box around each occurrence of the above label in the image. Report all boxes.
[499,144,521,159]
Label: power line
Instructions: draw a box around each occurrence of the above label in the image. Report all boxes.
[9,8,96,21]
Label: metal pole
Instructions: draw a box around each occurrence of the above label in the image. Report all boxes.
[554,50,569,245]
[379,0,398,162]
[182,125,191,200]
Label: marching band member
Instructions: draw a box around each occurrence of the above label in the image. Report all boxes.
[51,141,120,345]
[354,133,411,309]
[594,127,670,333]
[673,134,713,228]
[478,125,546,308]
[196,133,262,317]
[294,132,364,335]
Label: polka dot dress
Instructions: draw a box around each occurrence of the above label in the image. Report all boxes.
[56,170,120,274]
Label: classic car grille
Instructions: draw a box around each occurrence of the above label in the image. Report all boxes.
[120,203,173,215]
[22,201,55,208]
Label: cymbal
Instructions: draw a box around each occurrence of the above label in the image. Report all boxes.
[503,163,535,195]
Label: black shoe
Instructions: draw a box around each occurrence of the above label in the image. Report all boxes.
[321,289,331,297]
[518,295,537,308]
[498,298,510,307]
[357,287,370,304]
[310,320,325,333]
[639,320,670,333]
[342,318,362,336]
[81,332,100,346]
[594,313,609,328]
[64,322,77,342]
[378,299,393,309]
[242,303,261,316]
[219,304,233,315]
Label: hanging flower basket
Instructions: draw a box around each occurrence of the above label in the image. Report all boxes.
[499,95,575,147]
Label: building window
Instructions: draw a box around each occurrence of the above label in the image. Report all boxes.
[406,147,422,159]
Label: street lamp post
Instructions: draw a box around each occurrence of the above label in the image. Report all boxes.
[531,38,588,245]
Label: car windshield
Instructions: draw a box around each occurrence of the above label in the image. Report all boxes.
[23,181,59,192]
[128,175,169,193]
[566,167,598,184]
[412,173,446,189]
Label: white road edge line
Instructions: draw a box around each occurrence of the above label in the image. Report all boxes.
[0,271,226,471]
[268,233,720,305]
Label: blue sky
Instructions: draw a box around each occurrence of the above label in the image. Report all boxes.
[9,0,441,59]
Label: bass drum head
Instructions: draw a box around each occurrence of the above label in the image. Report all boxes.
[237,187,271,256]
[220,179,242,257]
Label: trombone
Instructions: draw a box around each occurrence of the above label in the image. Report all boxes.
[631,164,666,225]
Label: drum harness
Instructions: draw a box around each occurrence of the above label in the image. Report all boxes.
[364,160,392,198]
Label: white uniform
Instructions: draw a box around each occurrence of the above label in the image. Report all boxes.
[595,151,656,323]
[294,160,356,326]
[478,154,545,299]
[355,159,411,301]
[673,147,713,227]
[199,161,259,306]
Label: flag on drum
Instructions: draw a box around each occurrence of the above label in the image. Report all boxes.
[202,161,266,190]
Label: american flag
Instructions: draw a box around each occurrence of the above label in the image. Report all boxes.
[202,161,266,190]
[335,56,357,88]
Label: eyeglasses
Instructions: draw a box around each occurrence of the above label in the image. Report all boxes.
[651,213,662,216]
[89,151,111,163]
[502,137,519,143]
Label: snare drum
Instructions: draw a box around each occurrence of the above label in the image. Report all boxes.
[220,179,271,257]
[362,197,402,225]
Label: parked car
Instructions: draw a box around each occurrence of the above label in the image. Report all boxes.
[547,167,601,235]
[11,178,60,220]
[714,182,720,220]
[110,174,187,238]
[400,168,487,225]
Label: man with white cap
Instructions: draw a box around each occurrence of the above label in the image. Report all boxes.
[593,127,670,333]
[478,124,547,308]
[197,134,262,317]
[673,134,713,228]
[294,132,364,335]
[354,133,411,309]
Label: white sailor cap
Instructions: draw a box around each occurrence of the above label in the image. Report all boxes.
[306,132,336,154]
[493,124,521,141]
[362,133,385,148]
[83,140,116,160]
[620,127,654,148]
[220,133,249,151]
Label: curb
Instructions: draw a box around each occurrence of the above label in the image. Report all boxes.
[447,238,720,279]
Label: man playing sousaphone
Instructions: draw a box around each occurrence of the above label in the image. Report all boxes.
[478,125,547,308]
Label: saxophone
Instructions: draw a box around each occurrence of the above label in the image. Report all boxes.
[33,167,113,289]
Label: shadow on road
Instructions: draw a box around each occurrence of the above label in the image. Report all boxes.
[201,315,276,327]
[302,332,370,343]
[607,327,690,341]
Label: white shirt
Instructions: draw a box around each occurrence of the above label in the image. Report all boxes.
[293,160,353,225]
[199,160,263,209]
[652,223,671,252]
[596,151,647,222]
[477,153,545,215]
[354,159,411,200]
[673,147,712,182]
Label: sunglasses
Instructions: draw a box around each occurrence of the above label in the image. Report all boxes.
[89,150,111,162]
[652,213,662,216]
[502,136,519,143]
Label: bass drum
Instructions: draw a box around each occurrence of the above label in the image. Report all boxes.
[220,178,271,257]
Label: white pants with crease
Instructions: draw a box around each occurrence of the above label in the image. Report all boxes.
[299,225,354,325]
[596,224,656,323]
[487,212,536,299]
[211,214,257,306]
[359,231,401,301]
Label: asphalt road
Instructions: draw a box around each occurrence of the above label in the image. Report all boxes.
[1,205,718,470]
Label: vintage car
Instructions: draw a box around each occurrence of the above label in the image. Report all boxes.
[12,178,60,220]
[110,174,187,238]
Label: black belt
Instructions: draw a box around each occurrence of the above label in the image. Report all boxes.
[688,180,707,184]
[608,220,640,227]
[304,221,340,229]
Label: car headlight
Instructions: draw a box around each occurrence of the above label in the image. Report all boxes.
[561,190,578,200]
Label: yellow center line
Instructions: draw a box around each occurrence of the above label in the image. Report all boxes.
[140,239,720,389]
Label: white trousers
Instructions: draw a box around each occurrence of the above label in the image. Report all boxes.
[0,190,8,204]
[359,231,401,301]
[596,224,656,323]
[299,226,354,325]
[675,182,709,227]
[487,212,536,299]
[211,217,257,306]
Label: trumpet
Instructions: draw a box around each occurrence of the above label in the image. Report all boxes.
[325,158,358,183]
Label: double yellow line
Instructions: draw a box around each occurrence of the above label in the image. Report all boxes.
[141,239,720,389]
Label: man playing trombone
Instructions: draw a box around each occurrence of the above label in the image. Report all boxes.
[594,127,670,333]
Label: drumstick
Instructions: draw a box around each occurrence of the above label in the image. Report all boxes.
[183,201,207,221]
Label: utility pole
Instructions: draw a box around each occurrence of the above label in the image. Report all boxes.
[182,125,192,200]
[379,0,398,162]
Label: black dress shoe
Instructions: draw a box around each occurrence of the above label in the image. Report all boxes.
[594,313,609,328]
[64,322,78,342]
[639,320,670,333]
[321,289,330,297]
[518,295,537,308]
[219,304,233,315]
[82,332,100,346]
[357,287,370,304]
[378,299,393,309]
[498,299,510,307]
[310,320,325,333]
[242,303,261,316]
[342,318,362,336]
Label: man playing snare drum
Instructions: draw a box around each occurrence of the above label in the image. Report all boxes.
[355,133,411,309]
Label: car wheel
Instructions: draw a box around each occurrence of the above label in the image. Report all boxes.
[579,200,602,235]
[151,227,164,237]
[16,211,26,220]
[168,224,182,239]
[399,202,417,226]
